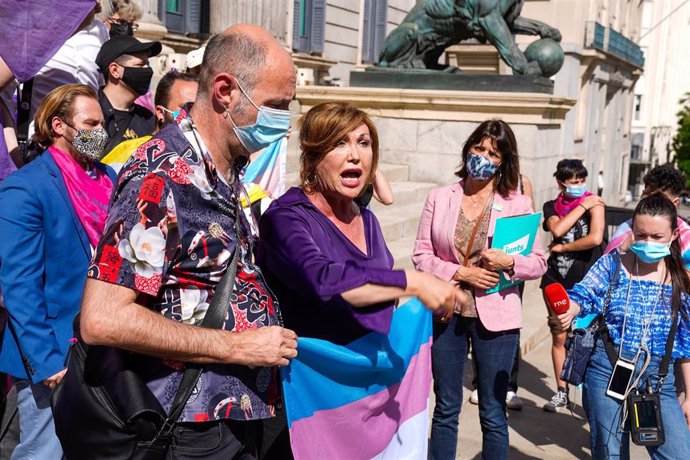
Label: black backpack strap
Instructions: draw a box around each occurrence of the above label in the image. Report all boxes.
[599,252,622,366]
[16,79,33,144]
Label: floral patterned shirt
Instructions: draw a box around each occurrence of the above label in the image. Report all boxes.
[88,110,282,422]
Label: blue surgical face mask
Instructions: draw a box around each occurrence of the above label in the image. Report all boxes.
[629,241,672,263]
[161,106,181,123]
[466,153,500,181]
[226,81,291,154]
[565,184,587,198]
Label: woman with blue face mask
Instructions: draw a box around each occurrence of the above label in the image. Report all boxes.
[557,193,690,458]
[413,119,547,459]
[540,159,607,412]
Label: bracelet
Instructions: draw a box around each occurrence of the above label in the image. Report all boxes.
[578,203,587,212]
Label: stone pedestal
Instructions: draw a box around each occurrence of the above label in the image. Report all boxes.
[350,70,555,94]
[293,86,576,201]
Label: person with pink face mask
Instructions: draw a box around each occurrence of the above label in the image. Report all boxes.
[541,159,606,412]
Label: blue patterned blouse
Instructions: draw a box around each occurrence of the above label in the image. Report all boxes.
[569,254,690,359]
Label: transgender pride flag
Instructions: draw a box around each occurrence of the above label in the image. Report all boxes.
[242,137,287,198]
[605,217,690,268]
[281,298,432,460]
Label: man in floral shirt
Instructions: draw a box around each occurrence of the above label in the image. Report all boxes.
[80,24,298,458]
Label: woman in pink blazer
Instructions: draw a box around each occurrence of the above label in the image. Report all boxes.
[413,120,547,460]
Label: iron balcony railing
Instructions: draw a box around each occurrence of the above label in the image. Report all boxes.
[584,21,645,68]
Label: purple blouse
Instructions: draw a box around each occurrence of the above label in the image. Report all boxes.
[256,187,407,344]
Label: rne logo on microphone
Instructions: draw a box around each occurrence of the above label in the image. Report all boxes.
[501,234,529,255]
[553,299,567,308]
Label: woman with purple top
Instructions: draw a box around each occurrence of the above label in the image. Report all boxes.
[256,102,466,457]
[257,102,464,344]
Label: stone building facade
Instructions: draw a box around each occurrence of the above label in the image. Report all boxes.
[630,0,690,196]
[135,0,644,206]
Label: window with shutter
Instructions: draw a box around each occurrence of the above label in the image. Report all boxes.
[361,0,388,64]
[292,0,326,54]
[158,0,204,35]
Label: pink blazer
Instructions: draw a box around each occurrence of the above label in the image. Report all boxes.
[412,181,547,331]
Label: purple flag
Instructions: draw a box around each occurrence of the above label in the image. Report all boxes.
[0,0,94,182]
[0,0,95,82]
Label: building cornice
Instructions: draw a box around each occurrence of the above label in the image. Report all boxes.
[296,86,576,125]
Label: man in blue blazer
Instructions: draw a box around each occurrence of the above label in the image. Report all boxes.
[0,84,115,459]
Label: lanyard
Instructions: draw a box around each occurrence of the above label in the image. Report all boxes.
[618,258,664,363]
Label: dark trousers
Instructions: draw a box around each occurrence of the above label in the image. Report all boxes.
[429,316,519,460]
[166,420,259,460]
[472,331,520,392]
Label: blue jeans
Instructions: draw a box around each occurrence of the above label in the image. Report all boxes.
[584,340,690,459]
[10,378,63,460]
[429,316,519,460]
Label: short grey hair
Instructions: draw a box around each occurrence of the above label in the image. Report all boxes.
[198,32,267,98]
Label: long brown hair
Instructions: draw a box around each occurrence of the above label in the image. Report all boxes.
[32,84,98,148]
[632,193,690,319]
[456,119,520,198]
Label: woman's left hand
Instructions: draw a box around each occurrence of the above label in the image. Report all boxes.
[480,248,514,272]
[682,398,690,430]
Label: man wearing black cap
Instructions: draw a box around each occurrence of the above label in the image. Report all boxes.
[95,35,161,153]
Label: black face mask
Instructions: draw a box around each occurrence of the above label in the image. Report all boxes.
[121,66,153,96]
[109,22,133,37]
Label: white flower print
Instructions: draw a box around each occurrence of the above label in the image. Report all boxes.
[118,223,166,277]
[188,164,214,200]
[180,286,210,325]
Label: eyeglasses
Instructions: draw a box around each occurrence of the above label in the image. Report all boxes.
[107,17,139,31]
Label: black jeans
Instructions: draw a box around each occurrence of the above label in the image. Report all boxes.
[166,420,259,460]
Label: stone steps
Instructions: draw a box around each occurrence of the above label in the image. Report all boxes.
[377,202,427,243]
[387,234,418,270]
[370,180,435,213]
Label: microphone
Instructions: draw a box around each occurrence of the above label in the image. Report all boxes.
[544,283,570,315]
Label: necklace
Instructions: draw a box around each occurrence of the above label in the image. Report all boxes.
[467,190,490,209]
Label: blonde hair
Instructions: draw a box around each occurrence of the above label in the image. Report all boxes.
[114,0,142,22]
[32,84,98,148]
[299,102,379,191]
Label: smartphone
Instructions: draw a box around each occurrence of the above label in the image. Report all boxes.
[606,359,635,400]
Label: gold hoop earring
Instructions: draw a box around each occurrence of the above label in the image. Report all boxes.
[304,172,317,188]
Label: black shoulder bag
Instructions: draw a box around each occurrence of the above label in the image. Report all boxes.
[51,242,241,460]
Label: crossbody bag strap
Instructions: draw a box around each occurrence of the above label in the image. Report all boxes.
[656,303,679,389]
[599,252,622,366]
[158,218,242,435]
[462,195,493,267]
